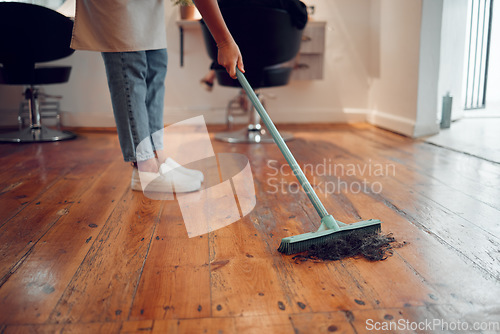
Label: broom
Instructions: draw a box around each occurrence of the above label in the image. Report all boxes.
[236,70,382,255]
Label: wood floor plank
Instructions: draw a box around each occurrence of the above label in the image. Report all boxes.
[151,317,237,334]
[233,314,295,334]
[3,322,122,334]
[353,128,500,211]
[0,132,118,184]
[127,315,295,334]
[208,216,297,317]
[0,134,121,226]
[290,312,355,334]
[120,320,154,333]
[373,146,500,237]
[0,163,76,226]
[0,141,30,160]
[48,190,162,324]
[353,192,500,314]
[0,165,97,282]
[0,144,63,190]
[128,201,211,320]
[0,160,130,325]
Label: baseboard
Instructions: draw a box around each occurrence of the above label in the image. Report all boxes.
[3,108,369,128]
[367,110,416,137]
[413,121,440,137]
[5,108,425,138]
[164,107,370,124]
[268,108,370,123]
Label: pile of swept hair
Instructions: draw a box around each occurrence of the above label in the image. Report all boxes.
[292,233,405,262]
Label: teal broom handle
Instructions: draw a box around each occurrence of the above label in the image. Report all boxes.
[236,69,330,219]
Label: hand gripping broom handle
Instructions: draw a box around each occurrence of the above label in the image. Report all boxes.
[236,70,340,231]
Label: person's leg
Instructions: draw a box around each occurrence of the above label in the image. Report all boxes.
[142,49,204,182]
[101,51,158,172]
[200,69,215,91]
[144,49,168,163]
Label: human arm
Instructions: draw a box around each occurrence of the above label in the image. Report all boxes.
[192,0,244,78]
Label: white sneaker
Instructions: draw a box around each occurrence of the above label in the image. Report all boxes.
[131,167,201,193]
[160,157,204,182]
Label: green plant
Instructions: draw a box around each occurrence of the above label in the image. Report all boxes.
[171,0,194,5]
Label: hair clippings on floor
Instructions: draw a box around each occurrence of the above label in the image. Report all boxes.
[291,233,407,263]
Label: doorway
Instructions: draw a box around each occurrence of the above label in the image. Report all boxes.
[426,0,500,163]
[463,0,494,111]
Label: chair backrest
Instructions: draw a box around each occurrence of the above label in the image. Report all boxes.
[0,2,75,68]
[201,6,303,72]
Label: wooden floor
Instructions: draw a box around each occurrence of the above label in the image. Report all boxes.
[0,124,499,334]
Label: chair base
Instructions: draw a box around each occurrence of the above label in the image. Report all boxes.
[216,90,293,144]
[0,126,76,143]
[215,126,293,143]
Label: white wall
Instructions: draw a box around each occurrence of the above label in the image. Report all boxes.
[437,0,469,121]
[367,0,423,136]
[0,0,451,138]
[414,0,443,137]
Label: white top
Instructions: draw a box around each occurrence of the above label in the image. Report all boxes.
[71,0,167,52]
[56,0,76,17]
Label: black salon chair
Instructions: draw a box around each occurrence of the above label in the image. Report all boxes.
[201,7,303,143]
[0,2,76,142]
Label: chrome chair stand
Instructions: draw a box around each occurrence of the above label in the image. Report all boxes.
[19,92,62,131]
[0,86,76,143]
[215,90,293,143]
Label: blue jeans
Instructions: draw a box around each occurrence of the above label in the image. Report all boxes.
[102,49,167,162]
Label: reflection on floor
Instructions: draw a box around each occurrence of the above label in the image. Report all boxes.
[425,116,500,164]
